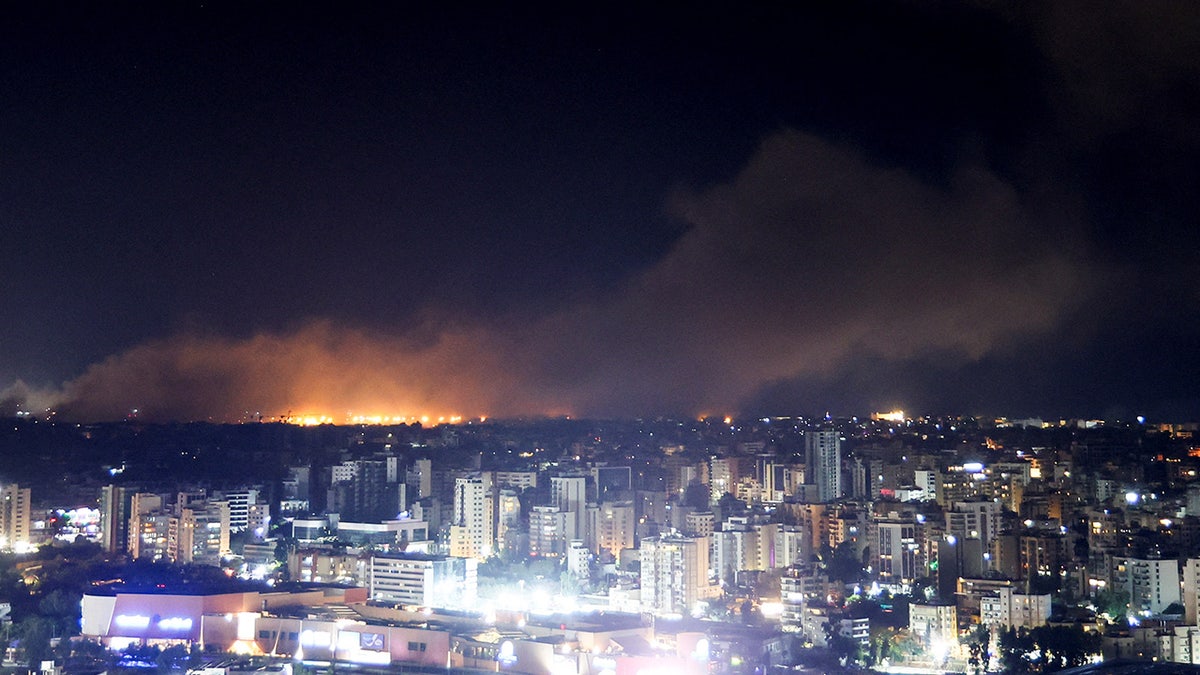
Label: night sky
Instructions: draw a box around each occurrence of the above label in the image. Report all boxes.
[3,3,1199,422]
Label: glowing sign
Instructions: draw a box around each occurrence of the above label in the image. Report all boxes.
[157,617,193,631]
[300,630,331,647]
[498,640,517,665]
[962,462,984,473]
[114,615,151,629]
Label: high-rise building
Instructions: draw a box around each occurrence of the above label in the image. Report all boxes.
[171,500,231,565]
[587,501,635,558]
[709,458,736,503]
[774,525,810,568]
[449,474,494,560]
[407,459,432,500]
[876,518,920,584]
[130,513,172,561]
[99,484,132,554]
[1184,557,1200,625]
[127,492,164,558]
[215,489,260,533]
[0,484,31,551]
[805,428,842,503]
[328,460,402,522]
[640,535,713,616]
[1118,557,1181,615]
[495,489,522,556]
[529,506,568,558]
[550,476,587,541]
[712,517,783,575]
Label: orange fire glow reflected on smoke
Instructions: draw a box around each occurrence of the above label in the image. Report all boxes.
[261,412,478,426]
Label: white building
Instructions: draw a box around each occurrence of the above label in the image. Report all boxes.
[980,587,1052,629]
[567,540,590,577]
[876,518,919,585]
[550,476,587,541]
[1118,557,1181,615]
[774,525,810,569]
[709,458,736,502]
[530,506,568,558]
[493,471,537,490]
[640,535,714,617]
[947,501,1001,573]
[368,553,477,609]
[335,517,430,550]
[130,513,172,561]
[1165,625,1200,665]
[909,602,958,656]
[805,428,841,503]
[684,511,715,539]
[949,501,1001,543]
[450,474,494,560]
[1183,557,1200,625]
[712,518,782,574]
[289,548,369,585]
[914,470,940,503]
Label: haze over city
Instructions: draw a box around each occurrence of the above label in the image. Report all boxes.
[3,3,1199,422]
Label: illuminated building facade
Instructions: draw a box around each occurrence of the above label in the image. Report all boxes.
[876,518,920,585]
[0,484,31,551]
[289,548,369,585]
[450,474,494,560]
[215,488,260,533]
[131,513,172,561]
[709,457,736,502]
[980,587,1052,629]
[529,505,567,557]
[368,553,477,609]
[640,535,713,616]
[587,500,635,558]
[171,501,231,565]
[909,601,958,657]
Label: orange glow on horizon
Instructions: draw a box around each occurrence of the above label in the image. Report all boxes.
[259,411,480,426]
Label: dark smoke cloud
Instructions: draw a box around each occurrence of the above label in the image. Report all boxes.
[34,131,1096,421]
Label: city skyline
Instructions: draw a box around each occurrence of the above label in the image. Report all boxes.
[3,4,1199,422]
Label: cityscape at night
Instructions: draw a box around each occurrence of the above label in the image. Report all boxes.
[2,2,1199,674]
